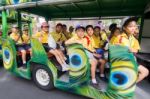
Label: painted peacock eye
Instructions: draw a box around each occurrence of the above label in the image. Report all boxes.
[111,72,128,86]
[14,0,20,4]
[70,54,81,67]
[4,50,10,60]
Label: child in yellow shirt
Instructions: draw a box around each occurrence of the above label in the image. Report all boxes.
[34,22,69,71]
[85,25,107,82]
[109,27,121,45]
[10,25,28,68]
[65,25,99,85]
[120,17,149,83]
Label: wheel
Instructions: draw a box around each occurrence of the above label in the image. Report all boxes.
[32,64,54,91]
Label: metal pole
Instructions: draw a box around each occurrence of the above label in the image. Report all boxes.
[17,10,22,35]
[138,15,145,44]
[28,16,33,37]
[2,10,7,38]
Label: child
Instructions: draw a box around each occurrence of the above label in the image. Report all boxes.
[10,25,27,68]
[34,22,69,71]
[65,25,99,85]
[120,17,149,83]
[85,25,107,82]
[110,27,121,45]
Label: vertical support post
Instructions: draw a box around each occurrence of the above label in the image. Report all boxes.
[28,15,33,37]
[138,15,145,44]
[2,10,7,39]
[17,10,22,36]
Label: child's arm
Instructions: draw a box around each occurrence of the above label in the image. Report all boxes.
[15,34,21,42]
[65,38,82,45]
[129,48,138,53]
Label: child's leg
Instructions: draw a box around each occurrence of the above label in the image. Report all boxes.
[54,49,66,64]
[20,49,26,64]
[27,45,32,57]
[98,59,106,77]
[137,65,149,83]
[90,59,98,84]
[49,49,64,65]
[29,48,32,57]
[49,49,68,71]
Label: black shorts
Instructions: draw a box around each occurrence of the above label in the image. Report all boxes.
[16,44,31,51]
[42,43,53,52]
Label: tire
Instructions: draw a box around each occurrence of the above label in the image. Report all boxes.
[32,64,54,91]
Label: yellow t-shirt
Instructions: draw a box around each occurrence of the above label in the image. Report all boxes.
[110,36,120,45]
[120,33,140,50]
[100,31,108,46]
[92,34,101,48]
[63,32,72,39]
[67,34,86,44]
[101,31,108,41]
[34,31,48,43]
[22,34,30,44]
[51,31,67,42]
[84,35,96,52]
[10,32,22,44]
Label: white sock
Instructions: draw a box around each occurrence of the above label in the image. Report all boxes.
[64,57,67,61]
[92,79,97,84]
[100,74,105,77]
[23,61,26,64]
[61,63,69,71]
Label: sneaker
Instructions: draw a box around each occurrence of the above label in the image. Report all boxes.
[100,77,108,82]
[91,82,101,90]
[22,63,27,69]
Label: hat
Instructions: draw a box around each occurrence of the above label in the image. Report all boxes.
[41,22,49,28]
[75,25,85,31]
[12,25,19,28]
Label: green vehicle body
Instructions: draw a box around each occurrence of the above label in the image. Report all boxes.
[2,36,138,99]
[0,0,146,98]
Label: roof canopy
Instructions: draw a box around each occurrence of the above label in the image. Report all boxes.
[0,0,150,19]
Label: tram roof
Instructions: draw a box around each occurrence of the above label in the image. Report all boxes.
[0,0,150,19]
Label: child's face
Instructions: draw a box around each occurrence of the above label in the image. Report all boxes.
[56,26,62,33]
[42,26,49,33]
[23,30,28,35]
[124,21,137,35]
[87,27,94,36]
[12,28,19,33]
[76,29,85,38]
[94,28,100,35]
[114,29,120,37]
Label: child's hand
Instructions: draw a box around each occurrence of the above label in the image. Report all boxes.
[115,43,121,46]
[76,40,82,44]
[93,53,102,58]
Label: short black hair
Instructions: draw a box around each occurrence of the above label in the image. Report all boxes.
[94,26,101,30]
[56,23,63,27]
[86,25,93,31]
[109,23,117,31]
[62,24,67,28]
[111,27,121,35]
[123,17,138,28]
